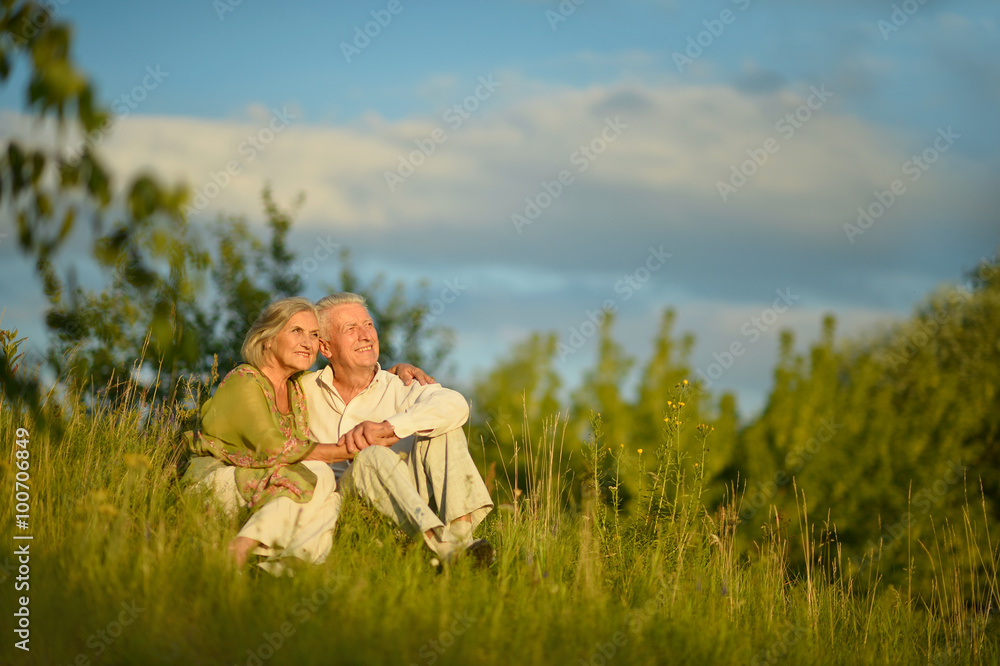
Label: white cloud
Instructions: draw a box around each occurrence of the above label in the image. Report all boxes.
[3,76,981,251]
[2,75,994,415]
[4,75,992,308]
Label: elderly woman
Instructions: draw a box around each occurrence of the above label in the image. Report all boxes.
[183,297,427,572]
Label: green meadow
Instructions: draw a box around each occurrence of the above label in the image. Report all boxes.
[2,1,999,664]
[2,310,998,666]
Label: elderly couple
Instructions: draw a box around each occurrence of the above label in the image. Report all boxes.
[181,293,493,573]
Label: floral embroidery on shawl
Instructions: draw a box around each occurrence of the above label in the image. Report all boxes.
[184,365,318,511]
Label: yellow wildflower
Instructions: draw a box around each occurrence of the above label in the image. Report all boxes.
[98,504,119,518]
[637,449,643,455]
[124,453,150,470]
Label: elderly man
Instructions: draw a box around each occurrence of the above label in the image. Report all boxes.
[301,292,494,563]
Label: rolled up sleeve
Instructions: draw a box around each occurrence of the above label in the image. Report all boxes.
[384,384,470,439]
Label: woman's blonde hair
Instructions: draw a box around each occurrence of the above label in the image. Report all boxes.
[240,297,318,369]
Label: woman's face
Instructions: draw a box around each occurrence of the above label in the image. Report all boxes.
[263,310,320,375]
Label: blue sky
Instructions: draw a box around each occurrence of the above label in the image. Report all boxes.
[1,0,998,415]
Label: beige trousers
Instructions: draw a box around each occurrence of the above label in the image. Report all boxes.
[196,460,342,568]
[339,429,494,551]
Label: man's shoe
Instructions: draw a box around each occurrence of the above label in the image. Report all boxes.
[433,538,495,570]
[463,538,495,568]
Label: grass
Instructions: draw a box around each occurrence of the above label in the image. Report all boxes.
[0,378,997,665]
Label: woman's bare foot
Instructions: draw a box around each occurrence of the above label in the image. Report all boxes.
[229,536,259,567]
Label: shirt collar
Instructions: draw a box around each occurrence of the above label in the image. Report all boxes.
[317,362,383,398]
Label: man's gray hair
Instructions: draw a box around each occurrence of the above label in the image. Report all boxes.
[316,292,368,335]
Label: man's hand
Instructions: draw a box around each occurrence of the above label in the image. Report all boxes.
[338,420,400,454]
[387,363,436,386]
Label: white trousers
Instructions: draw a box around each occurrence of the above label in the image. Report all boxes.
[339,429,493,549]
[195,460,342,568]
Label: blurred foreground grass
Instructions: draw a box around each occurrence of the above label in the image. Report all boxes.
[0,383,997,666]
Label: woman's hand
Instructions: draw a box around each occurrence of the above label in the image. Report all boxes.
[387,363,436,386]
[303,442,353,464]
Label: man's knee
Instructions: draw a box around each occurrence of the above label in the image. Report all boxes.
[446,428,469,446]
[353,445,397,473]
[417,428,469,452]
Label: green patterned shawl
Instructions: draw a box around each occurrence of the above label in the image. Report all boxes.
[182,365,317,511]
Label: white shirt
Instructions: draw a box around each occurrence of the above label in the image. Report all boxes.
[301,364,470,477]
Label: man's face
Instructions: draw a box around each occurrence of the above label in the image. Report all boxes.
[319,303,380,374]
